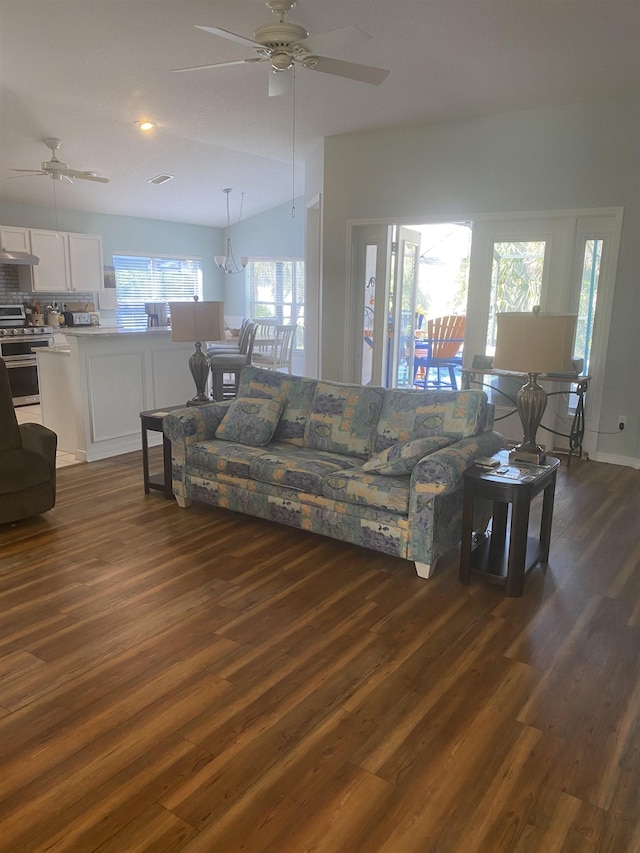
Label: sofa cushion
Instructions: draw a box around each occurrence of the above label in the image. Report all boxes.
[249,444,358,495]
[362,435,455,475]
[215,396,285,446]
[236,365,317,446]
[321,469,411,515]
[187,440,271,478]
[373,388,488,453]
[304,380,385,459]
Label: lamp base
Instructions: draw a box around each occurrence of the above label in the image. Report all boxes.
[187,341,210,406]
[509,445,547,465]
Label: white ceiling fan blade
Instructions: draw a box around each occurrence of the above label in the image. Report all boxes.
[298,26,371,57]
[195,24,262,50]
[66,170,110,183]
[11,168,47,174]
[173,57,264,73]
[269,68,292,97]
[307,55,390,85]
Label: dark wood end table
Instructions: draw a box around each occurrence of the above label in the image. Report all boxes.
[139,406,186,499]
[459,451,561,597]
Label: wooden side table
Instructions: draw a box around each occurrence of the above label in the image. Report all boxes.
[139,406,185,499]
[459,452,560,597]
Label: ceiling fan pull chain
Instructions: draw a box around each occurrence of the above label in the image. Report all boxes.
[291,62,296,219]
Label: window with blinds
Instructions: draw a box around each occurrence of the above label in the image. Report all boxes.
[246,258,305,350]
[113,254,203,330]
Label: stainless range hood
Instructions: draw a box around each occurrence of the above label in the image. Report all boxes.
[0,248,40,265]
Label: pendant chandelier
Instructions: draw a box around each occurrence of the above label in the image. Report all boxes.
[215,187,248,275]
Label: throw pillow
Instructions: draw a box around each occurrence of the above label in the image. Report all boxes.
[362,435,454,475]
[215,396,285,446]
[304,380,385,459]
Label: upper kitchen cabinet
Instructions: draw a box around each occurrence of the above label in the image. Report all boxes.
[30,230,69,292]
[15,229,104,293]
[0,225,31,253]
[67,233,104,292]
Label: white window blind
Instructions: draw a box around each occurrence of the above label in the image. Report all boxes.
[113,254,203,330]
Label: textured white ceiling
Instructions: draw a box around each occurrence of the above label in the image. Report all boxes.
[1,0,638,227]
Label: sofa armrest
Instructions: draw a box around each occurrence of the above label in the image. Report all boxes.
[19,423,57,471]
[410,430,506,496]
[163,402,231,445]
[163,401,231,501]
[406,430,506,568]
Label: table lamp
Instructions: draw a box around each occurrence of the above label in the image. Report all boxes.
[169,299,225,405]
[493,308,577,464]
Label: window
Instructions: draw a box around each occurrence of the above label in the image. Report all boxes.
[485,241,545,354]
[113,254,203,330]
[575,238,602,375]
[246,258,304,350]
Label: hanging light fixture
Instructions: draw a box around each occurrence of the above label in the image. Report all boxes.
[215,188,248,275]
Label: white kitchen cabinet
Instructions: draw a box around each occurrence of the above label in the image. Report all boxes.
[30,230,69,292]
[0,225,31,252]
[8,227,105,294]
[68,232,104,292]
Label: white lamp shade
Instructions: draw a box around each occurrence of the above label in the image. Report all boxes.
[493,312,577,375]
[169,301,226,342]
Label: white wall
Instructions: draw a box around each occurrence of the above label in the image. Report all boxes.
[319,97,640,464]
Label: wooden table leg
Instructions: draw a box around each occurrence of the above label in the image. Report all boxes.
[141,425,150,494]
[506,491,531,597]
[539,473,557,560]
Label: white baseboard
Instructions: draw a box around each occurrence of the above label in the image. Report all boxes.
[591,451,640,469]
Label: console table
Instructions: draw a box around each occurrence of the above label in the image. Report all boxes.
[461,367,590,464]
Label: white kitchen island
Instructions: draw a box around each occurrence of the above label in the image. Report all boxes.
[37,327,194,462]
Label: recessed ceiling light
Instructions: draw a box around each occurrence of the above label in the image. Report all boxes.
[148,174,174,185]
[136,120,157,131]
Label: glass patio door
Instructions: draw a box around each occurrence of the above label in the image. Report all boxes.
[352,225,420,388]
[389,228,421,388]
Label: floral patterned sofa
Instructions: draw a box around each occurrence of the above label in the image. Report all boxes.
[163,366,506,579]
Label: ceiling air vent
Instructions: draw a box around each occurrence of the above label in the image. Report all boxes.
[148,174,174,185]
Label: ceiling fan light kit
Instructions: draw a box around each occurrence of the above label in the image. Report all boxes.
[214,188,248,275]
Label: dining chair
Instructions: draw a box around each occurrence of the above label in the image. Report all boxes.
[207,317,249,356]
[209,322,258,401]
[413,315,466,390]
[251,324,297,373]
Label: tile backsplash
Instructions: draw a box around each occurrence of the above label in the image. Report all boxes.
[0,264,93,309]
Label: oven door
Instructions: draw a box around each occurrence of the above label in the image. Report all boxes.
[2,354,40,406]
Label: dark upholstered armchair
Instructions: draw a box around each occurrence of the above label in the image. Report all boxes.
[0,357,57,524]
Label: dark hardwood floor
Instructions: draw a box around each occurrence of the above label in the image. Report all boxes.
[1,449,639,852]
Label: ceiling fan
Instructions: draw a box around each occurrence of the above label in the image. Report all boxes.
[11,138,110,184]
[173,0,390,96]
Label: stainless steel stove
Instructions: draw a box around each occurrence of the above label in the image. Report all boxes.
[0,304,54,405]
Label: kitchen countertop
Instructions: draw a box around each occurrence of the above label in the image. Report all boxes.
[60,326,171,337]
